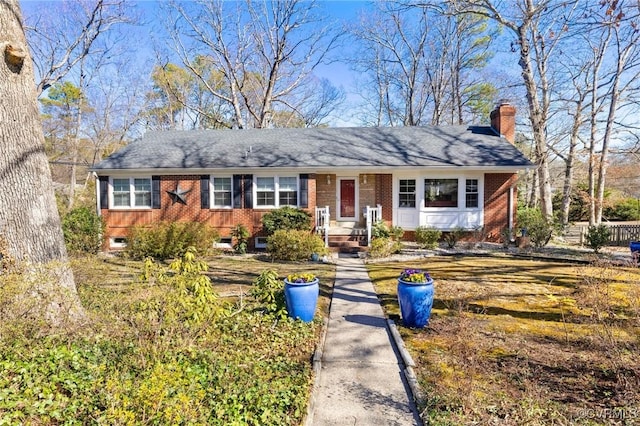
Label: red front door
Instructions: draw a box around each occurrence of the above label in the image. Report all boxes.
[340,179,356,218]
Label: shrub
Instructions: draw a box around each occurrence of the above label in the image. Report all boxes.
[604,198,640,221]
[250,269,287,319]
[443,226,465,249]
[368,237,402,258]
[125,222,219,260]
[262,207,312,236]
[266,230,326,261]
[62,207,105,254]
[585,224,611,253]
[137,247,223,327]
[517,207,553,249]
[372,221,404,241]
[415,226,441,249]
[231,224,250,254]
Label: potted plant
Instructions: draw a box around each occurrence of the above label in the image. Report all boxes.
[397,268,434,328]
[630,241,640,263]
[283,273,319,322]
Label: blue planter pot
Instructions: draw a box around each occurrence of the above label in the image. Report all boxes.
[284,278,319,322]
[630,242,640,262]
[397,278,434,328]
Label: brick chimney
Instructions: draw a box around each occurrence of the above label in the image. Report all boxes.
[490,102,516,144]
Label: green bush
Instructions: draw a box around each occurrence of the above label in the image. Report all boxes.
[231,224,250,254]
[517,207,553,249]
[125,222,219,260]
[604,198,640,221]
[585,224,611,253]
[266,230,326,261]
[368,237,402,258]
[371,221,404,241]
[443,227,465,249]
[250,269,287,319]
[415,226,442,249]
[138,247,222,327]
[62,207,105,254]
[262,207,312,236]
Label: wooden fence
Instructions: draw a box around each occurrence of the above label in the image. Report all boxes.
[573,224,640,246]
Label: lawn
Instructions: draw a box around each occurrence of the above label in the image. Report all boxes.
[0,253,335,425]
[368,254,640,426]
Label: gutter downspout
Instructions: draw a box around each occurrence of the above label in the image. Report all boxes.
[93,172,101,217]
[508,186,514,241]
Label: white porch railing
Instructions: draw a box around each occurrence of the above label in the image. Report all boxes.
[365,204,382,246]
[315,205,330,247]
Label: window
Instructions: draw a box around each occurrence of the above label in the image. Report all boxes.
[112,178,130,207]
[255,236,268,248]
[134,178,151,207]
[112,177,152,208]
[399,179,416,207]
[466,179,479,208]
[424,179,458,207]
[278,177,298,206]
[256,177,276,206]
[212,177,232,207]
[255,176,298,208]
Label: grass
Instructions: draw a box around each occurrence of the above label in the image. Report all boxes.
[368,255,640,426]
[0,252,335,425]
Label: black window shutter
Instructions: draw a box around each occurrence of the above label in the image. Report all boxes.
[233,175,242,208]
[200,175,210,209]
[99,176,109,209]
[151,176,161,209]
[299,174,308,208]
[243,174,253,209]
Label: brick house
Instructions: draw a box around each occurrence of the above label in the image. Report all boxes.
[92,103,532,250]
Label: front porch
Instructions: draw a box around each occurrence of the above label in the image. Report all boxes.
[315,205,382,253]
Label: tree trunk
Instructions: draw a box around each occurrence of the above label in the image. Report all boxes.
[517,23,553,221]
[0,0,84,325]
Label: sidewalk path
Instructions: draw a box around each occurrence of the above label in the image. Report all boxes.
[306,255,422,425]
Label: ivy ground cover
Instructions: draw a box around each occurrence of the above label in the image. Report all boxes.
[0,254,334,425]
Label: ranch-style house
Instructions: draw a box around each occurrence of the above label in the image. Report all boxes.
[92,103,533,251]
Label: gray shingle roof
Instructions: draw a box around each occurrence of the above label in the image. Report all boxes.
[92,126,533,172]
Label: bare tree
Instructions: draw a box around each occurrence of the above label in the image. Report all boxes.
[585,1,640,224]
[350,1,496,127]
[0,0,83,324]
[164,0,341,129]
[25,0,134,97]
[451,0,581,222]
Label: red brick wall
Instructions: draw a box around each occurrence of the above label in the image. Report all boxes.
[484,173,517,242]
[101,174,317,248]
[375,174,393,223]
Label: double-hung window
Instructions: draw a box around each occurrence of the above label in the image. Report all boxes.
[212,177,232,207]
[424,179,458,208]
[133,178,151,207]
[278,177,298,206]
[256,176,298,207]
[112,177,152,208]
[256,177,276,207]
[465,179,479,208]
[399,179,416,207]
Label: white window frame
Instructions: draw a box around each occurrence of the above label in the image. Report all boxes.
[424,178,459,208]
[465,178,479,208]
[398,178,417,208]
[211,176,233,208]
[110,177,152,209]
[214,237,233,249]
[109,236,128,249]
[255,236,268,248]
[253,175,299,209]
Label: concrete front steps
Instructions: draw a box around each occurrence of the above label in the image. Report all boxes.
[326,223,369,253]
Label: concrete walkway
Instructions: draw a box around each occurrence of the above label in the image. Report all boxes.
[306,254,422,426]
